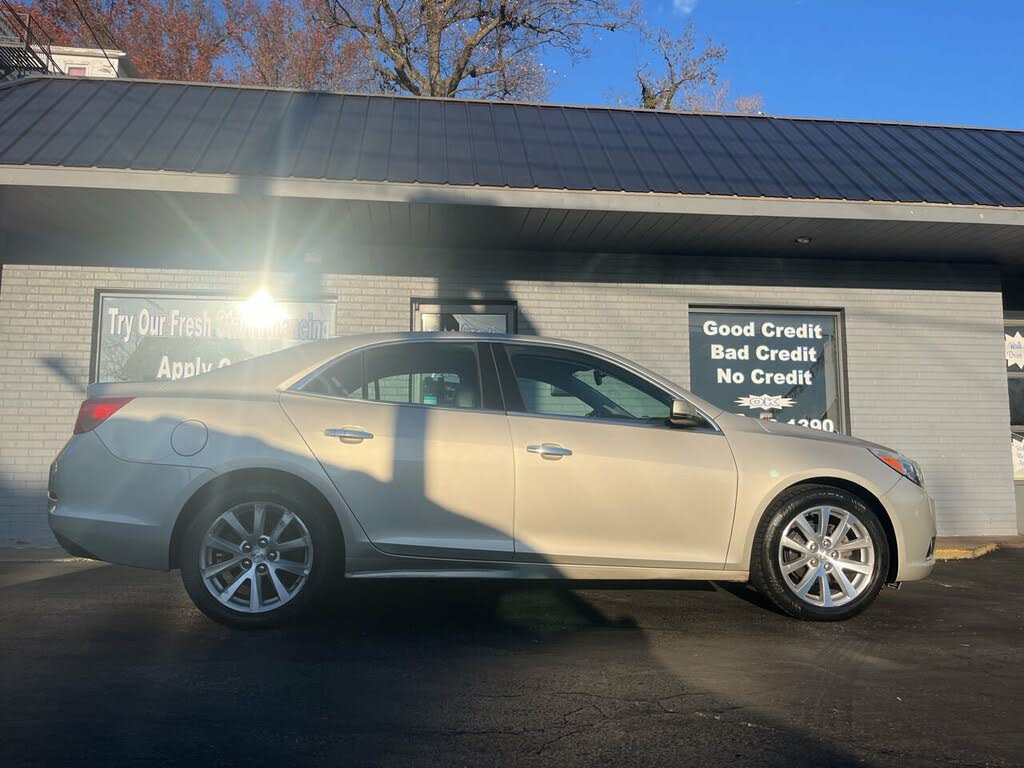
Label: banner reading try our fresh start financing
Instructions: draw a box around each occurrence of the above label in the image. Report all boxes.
[688,310,845,433]
[94,292,336,383]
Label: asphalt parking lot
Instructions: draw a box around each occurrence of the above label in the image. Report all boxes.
[1,550,1021,767]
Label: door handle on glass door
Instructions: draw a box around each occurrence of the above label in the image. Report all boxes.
[324,427,374,442]
[526,443,573,458]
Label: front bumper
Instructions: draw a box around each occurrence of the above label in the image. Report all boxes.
[881,476,937,582]
[48,432,211,570]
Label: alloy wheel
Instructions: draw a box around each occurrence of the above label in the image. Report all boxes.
[199,501,314,614]
[777,505,876,608]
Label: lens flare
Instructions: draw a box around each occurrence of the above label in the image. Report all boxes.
[240,288,286,330]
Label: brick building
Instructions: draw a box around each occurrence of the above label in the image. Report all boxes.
[1,75,1023,545]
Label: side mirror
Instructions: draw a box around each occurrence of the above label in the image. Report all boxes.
[670,399,709,429]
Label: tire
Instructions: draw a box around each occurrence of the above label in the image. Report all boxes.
[179,482,340,629]
[750,484,889,621]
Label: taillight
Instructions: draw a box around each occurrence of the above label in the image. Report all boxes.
[74,397,134,434]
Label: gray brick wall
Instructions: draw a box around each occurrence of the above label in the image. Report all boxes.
[0,256,1015,546]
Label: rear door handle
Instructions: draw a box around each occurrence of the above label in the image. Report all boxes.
[325,427,374,442]
[527,443,573,459]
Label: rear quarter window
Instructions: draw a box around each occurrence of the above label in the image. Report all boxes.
[301,352,363,398]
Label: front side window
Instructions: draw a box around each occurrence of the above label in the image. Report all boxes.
[302,343,482,410]
[504,344,671,424]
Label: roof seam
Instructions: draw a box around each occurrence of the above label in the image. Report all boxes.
[53,80,134,167]
[95,81,163,168]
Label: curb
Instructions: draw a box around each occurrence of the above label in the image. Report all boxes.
[934,543,999,561]
[1,541,1014,563]
[0,548,86,563]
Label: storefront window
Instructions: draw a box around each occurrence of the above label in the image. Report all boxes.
[1004,318,1024,479]
[412,300,517,334]
[92,291,336,383]
[689,308,847,433]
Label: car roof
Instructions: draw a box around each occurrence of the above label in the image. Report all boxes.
[272,331,670,386]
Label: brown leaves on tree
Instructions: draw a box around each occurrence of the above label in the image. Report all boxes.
[21,0,368,87]
[5,1,73,46]
[223,0,370,90]
[27,0,228,80]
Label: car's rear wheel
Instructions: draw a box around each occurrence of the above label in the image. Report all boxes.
[180,483,336,628]
[751,485,889,621]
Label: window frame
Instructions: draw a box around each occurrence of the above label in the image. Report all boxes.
[290,338,504,414]
[492,341,720,433]
[89,287,337,385]
[688,305,850,435]
[1006,313,1024,431]
[410,299,518,334]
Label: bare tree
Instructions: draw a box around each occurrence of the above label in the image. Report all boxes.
[319,0,639,100]
[636,21,762,114]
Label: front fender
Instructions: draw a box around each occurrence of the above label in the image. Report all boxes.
[723,432,901,570]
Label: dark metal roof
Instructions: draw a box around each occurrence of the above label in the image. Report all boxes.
[2,76,1023,208]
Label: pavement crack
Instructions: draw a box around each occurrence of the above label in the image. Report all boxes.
[534,727,588,755]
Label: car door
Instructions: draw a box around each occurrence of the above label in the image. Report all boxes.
[280,340,515,560]
[496,343,737,568]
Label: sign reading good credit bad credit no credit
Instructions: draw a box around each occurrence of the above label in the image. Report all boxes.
[688,311,844,433]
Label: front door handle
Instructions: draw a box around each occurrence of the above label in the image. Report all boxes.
[325,427,374,442]
[527,443,573,459]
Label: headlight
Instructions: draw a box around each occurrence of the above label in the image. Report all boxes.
[870,448,924,487]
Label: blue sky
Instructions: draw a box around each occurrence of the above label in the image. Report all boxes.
[547,0,1023,129]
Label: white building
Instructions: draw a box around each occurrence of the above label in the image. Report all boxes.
[47,45,138,79]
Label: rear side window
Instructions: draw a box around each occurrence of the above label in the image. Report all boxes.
[301,343,482,410]
[365,343,480,409]
[302,353,364,398]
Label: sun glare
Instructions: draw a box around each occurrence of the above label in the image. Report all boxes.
[240,288,286,329]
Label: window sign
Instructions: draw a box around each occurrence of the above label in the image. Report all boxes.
[1004,318,1024,479]
[1012,435,1024,481]
[93,291,336,383]
[412,300,517,334]
[689,309,846,433]
[1005,322,1024,372]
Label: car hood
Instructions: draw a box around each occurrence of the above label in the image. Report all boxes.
[752,418,896,453]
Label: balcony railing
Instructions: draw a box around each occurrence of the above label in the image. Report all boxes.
[0,0,61,79]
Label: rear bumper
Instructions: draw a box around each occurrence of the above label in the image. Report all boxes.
[48,432,211,570]
[882,477,937,582]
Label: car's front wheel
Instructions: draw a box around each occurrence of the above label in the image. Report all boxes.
[751,485,889,621]
[180,484,336,628]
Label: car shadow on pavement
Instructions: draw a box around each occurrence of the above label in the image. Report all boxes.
[0,562,880,768]
[26,397,874,766]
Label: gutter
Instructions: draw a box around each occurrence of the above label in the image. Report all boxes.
[2,165,1023,227]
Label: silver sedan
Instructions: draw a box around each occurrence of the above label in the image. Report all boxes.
[49,333,936,627]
